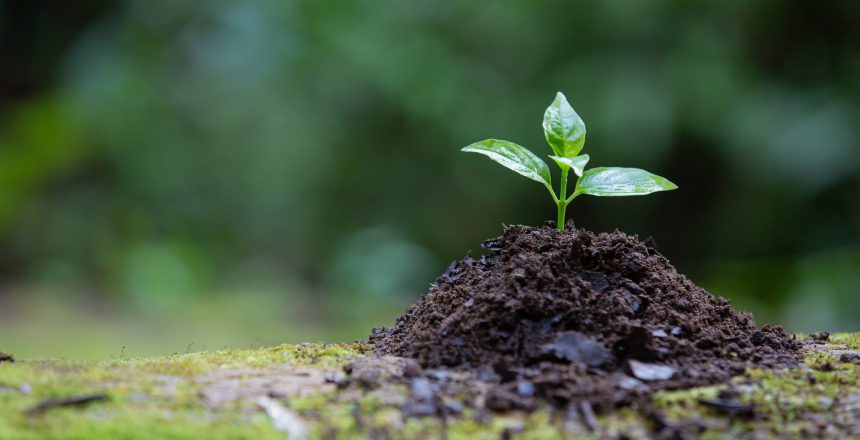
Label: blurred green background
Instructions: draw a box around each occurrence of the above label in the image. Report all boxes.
[1,1,859,359]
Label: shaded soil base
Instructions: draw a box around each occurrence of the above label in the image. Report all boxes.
[371,223,801,412]
[0,338,858,439]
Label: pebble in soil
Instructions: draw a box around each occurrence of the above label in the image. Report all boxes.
[370,222,801,411]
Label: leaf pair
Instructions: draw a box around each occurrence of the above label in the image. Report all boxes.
[462,91,676,229]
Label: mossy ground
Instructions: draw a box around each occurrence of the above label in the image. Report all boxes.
[1,334,858,439]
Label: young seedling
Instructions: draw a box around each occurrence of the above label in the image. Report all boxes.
[462,92,677,231]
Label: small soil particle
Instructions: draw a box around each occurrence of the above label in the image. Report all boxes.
[627,360,676,381]
[0,353,14,363]
[25,393,109,415]
[808,331,830,342]
[697,398,756,419]
[371,224,801,411]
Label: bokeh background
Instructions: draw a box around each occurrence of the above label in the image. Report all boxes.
[2,1,859,359]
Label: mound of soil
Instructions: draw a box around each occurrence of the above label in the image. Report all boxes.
[370,223,800,410]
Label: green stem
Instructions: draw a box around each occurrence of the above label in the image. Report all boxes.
[557,167,569,231]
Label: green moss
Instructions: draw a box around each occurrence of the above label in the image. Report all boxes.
[0,343,363,439]
[829,332,860,350]
[646,335,860,439]
[1,407,282,440]
[288,393,332,412]
[1,335,858,438]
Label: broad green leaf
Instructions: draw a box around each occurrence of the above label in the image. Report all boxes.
[542,91,586,158]
[577,167,677,197]
[462,139,552,186]
[549,154,590,177]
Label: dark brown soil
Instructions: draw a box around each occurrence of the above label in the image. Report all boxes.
[370,223,800,411]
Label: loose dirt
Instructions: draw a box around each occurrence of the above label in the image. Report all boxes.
[370,223,800,411]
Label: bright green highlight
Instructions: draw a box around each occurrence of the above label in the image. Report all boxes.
[462,91,677,231]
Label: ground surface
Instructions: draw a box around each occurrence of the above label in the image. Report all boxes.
[1,333,858,439]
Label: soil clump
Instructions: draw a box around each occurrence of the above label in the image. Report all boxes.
[370,223,800,411]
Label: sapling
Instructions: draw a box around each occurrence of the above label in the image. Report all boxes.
[462,92,677,231]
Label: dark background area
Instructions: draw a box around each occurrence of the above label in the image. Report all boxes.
[1,1,858,358]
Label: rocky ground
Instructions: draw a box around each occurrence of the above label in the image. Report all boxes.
[0,332,858,439]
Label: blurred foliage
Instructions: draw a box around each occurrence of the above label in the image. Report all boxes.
[1,0,859,357]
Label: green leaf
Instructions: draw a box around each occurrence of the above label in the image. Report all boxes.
[549,154,590,177]
[577,167,678,197]
[462,139,552,186]
[543,91,586,158]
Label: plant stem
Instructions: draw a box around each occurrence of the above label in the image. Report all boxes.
[557,167,569,231]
